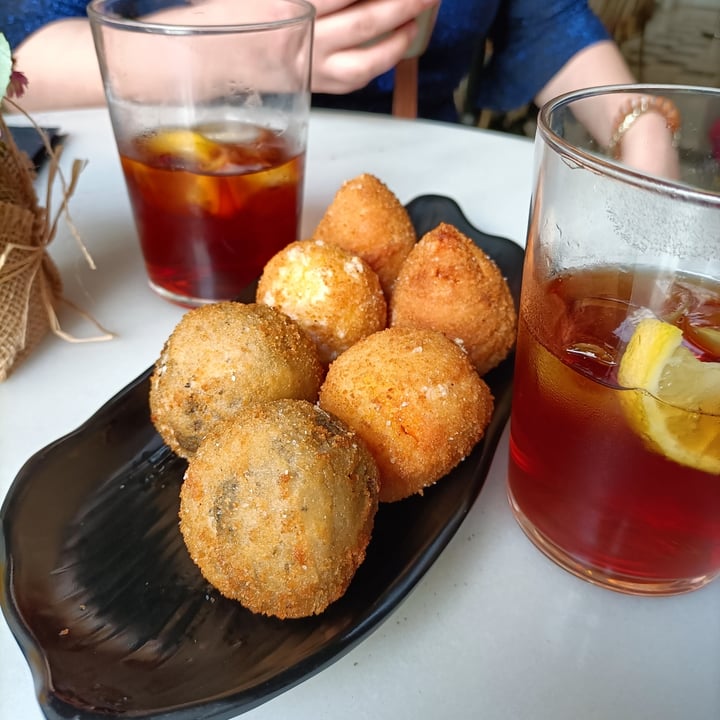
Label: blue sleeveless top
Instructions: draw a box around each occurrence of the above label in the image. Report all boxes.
[3,0,609,121]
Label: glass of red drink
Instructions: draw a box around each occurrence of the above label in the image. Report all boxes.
[509,85,720,595]
[88,0,314,306]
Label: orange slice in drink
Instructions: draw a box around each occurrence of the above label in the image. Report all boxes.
[617,318,720,474]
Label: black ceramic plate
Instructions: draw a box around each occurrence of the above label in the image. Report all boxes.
[0,195,524,720]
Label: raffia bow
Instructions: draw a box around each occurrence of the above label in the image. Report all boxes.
[0,101,113,382]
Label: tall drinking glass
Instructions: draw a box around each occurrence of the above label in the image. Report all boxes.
[88,0,315,306]
[508,85,720,596]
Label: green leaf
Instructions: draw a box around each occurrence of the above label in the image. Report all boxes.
[0,34,11,98]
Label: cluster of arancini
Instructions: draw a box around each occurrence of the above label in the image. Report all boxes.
[149,173,516,620]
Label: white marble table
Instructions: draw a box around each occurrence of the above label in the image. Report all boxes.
[1,107,718,720]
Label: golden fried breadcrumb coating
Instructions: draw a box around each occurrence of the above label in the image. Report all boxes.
[312,173,416,296]
[179,399,379,619]
[257,239,387,365]
[319,326,494,502]
[390,223,517,376]
[149,302,323,459]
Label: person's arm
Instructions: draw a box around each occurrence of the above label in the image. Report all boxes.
[13,19,104,112]
[535,39,634,145]
[536,40,679,177]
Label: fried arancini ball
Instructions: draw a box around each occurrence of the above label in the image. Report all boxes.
[179,399,379,619]
[149,302,323,459]
[319,326,494,503]
[256,239,387,365]
[312,173,416,296]
[390,223,517,376]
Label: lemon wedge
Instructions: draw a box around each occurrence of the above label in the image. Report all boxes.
[143,129,227,172]
[617,318,720,474]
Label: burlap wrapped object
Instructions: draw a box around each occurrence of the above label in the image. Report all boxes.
[0,112,111,382]
[0,199,63,380]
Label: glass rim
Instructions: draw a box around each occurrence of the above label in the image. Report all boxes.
[537,83,720,206]
[87,0,316,35]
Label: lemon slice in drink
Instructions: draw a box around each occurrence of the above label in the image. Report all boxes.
[143,129,227,172]
[617,318,720,474]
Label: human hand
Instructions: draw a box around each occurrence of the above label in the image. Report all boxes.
[311,0,438,94]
